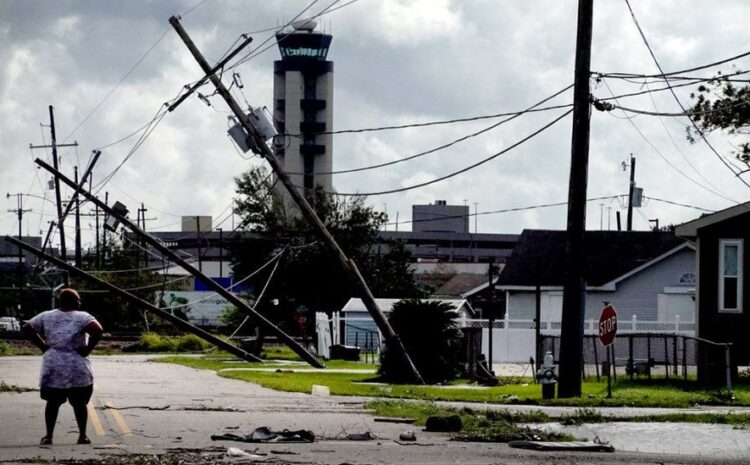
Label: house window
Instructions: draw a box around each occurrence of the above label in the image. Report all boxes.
[678,272,696,285]
[719,239,743,312]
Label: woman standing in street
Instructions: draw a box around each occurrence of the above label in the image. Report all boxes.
[23,288,103,445]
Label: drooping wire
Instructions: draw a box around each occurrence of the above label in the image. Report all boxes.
[600,79,737,203]
[333,108,573,197]
[622,0,750,190]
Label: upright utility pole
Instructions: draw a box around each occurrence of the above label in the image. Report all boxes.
[7,193,32,287]
[196,215,202,272]
[558,0,594,399]
[74,167,82,268]
[29,107,81,263]
[626,154,636,231]
[168,16,423,383]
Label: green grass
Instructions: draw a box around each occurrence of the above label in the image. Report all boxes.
[156,355,750,408]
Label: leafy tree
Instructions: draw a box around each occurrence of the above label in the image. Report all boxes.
[687,72,750,163]
[229,166,422,336]
[378,299,464,384]
[71,237,172,333]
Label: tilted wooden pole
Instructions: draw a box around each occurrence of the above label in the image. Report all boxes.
[5,235,262,363]
[34,157,325,368]
[169,15,423,383]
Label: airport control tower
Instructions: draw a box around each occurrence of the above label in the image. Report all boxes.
[273,19,333,204]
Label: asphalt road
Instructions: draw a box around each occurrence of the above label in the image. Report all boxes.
[0,355,748,465]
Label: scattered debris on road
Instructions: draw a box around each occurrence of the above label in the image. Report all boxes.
[509,440,615,452]
[211,426,315,443]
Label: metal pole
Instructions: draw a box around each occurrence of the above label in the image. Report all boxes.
[627,154,636,231]
[168,16,421,383]
[558,0,594,398]
[4,236,261,363]
[725,344,732,394]
[35,157,325,368]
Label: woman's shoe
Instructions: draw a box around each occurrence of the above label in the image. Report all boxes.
[40,436,52,445]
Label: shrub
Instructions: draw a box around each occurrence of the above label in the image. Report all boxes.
[0,341,9,355]
[378,299,464,384]
[137,332,176,352]
[176,334,211,352]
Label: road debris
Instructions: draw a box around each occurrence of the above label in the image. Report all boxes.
[398,430,417,441]
[374,417,416,424]
[211,426,315,443]
[425,415,462,432]
[509,440,615,452]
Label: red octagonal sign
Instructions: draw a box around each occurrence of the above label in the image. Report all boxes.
[599,304,618,346]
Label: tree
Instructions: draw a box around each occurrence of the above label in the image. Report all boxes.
[71,237,171,333]
[687,72,750,163]
[229,166,422,336]
[378,299,464,384]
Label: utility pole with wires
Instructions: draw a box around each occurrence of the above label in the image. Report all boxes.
[626,154,636,231]
[29,106,78,263]
[6,193,32,287]
[168,15,424,384]
[558,0,594,398]
[74,167,82,268]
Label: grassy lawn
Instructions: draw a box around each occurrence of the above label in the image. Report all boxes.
[155,354,750,408]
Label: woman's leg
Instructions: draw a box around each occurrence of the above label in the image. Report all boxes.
[71,401,90,443]
[43,400,63,443]
[70,385,94,444]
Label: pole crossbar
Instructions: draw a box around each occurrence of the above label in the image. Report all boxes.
[4,235,262,363]
[33,157,325,369]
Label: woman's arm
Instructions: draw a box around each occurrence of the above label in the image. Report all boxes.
[77,320,104,357]
[22,323,49,354]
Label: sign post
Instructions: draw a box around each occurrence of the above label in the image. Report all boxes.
[599,304,618,398]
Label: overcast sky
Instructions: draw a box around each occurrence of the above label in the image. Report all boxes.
[1,0,749,250]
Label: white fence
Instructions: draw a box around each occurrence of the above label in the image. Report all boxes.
[316,312,695,363]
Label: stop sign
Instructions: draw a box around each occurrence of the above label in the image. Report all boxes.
[599,304,618,346]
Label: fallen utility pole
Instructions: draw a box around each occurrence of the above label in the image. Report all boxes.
[169,16,423,383]
[4,236,261,363]
[34,157,324,368]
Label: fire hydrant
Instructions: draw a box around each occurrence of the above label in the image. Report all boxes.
[536,351,557,399]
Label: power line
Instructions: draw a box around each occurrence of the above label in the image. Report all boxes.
[600,79,737,203]
[288,85,574,176]
[334,108,573,197]
[593,49,750,80]
[286,102,574,137]
[622,0,750,191]
[61,28,172,144]
[385,195,622,227]
[644,196,714,212]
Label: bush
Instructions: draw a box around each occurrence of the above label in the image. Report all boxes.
[176,334,211,352]
[0,341,9,355]
[378,299,464,384]
[136,332,176,352]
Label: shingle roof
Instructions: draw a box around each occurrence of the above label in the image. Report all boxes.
[432,273,489,297]
[496,229,684,287]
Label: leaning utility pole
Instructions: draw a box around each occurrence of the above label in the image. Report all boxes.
[74,167,82,268]
[558,0,594,398]
[35,157,324,369]
[168,16,423,384]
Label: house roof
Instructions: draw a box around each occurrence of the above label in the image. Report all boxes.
[432,273,491,298]
[341,297,474,316]
[675,201,750,240]
[496,229,685,288]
